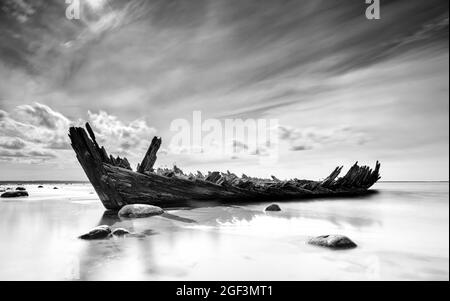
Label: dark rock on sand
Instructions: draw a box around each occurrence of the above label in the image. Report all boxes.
[265,204,281,211]
[15,187,26,191]
[79,225,111,240]
[308,235,357,249]
[1,191,29,198]
[38,185,44,188]
[118,204,164,218]
[112,228,130,236]
[53,187,59,190]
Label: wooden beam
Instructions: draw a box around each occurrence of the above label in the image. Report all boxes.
[137,136,162,174]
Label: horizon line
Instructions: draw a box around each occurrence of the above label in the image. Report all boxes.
[0,180,448,184]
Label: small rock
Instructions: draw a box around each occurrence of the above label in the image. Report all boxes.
[15,187,26,191]
[112,228,130,236]
[38,185,44,188]
[118,204,164,218]
[308,235,357,249]
[53,187,59,190]
[265,204,281,211]
[79,225,111,240]
[1,191,29,198]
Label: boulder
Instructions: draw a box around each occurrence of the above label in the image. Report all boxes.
[112,228,130,236]
[265,204,281,211]
[1,191,29,198]
[15,187,26,191]
[118,204,164,218]
[308,235,357,249]
[79,225,111,240]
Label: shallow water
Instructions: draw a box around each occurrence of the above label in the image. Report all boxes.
[0,182,448,280]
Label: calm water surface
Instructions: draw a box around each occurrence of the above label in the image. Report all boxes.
[0,182,448,280]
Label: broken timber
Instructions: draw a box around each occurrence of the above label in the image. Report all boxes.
[69,123,381,210]
[137,136,161,174]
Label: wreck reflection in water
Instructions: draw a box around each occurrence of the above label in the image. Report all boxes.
[0,182,448,280]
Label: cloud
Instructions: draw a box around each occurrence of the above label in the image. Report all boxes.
[391,15,449,50]
[28,150,57,158]
[0,102,72,150]
[0,149,55,159]
[232,140,249,152]
[14,102,71,129]
[290,145,311,152]
[0,104,66,162]
[0,137,26,150]
[0,103,157,164]
[230,140,276,158]
[1,0,37,23]
[279,125,367,151]
[87,110,157,158]
[0,110,8,119]
[0,150,27,158]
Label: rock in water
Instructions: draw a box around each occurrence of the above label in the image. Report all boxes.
[79,225,111,240]
[15,187,26,191]
[308,235,357,249]
[38,185,44,188]
[1,191,29,198]
[265,204,281,211]
[112,228,130,236]
[118,204,164,218]
[53,187,59,190]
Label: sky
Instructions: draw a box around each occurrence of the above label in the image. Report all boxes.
[0,0,448,181]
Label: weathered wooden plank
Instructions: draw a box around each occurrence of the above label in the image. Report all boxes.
[320,166,343,188]
[137,136,162,174]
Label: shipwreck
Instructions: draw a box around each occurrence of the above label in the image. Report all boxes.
[69,123,381,210]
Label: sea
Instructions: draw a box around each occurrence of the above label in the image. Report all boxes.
[0,182,448,280]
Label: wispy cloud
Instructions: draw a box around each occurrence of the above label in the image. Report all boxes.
[279,125,367,152]
[0,137,26,150]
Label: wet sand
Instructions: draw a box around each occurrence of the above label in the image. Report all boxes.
[0,182,448,280]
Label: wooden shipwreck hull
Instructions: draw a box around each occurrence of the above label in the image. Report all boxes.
[69,123,381,210]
